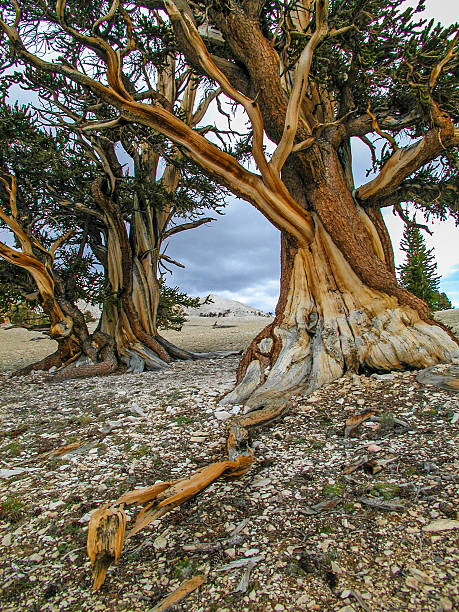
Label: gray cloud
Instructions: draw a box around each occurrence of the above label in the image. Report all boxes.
[165,198,281,312]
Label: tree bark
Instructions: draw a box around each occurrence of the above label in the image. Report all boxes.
[223,210,459,409]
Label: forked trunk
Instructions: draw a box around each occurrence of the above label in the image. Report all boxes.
[223,214,459,409]
[98,221,168,372]
[96,186,232,372]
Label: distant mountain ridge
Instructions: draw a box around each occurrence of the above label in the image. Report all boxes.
[185,294,269,317]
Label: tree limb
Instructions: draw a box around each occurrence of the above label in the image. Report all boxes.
[356,123,459,204]
[164,0,271,185]
[49,229,76,257]
[159,253,185,268]
[366,103,398,150]
[0,9,315,245]
[270,0,328,172]
[163,217,215,239]
[393,203,432,235]
[429,31,458,90]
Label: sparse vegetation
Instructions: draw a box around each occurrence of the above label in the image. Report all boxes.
[0,497,26,523]
[370,483,400,500]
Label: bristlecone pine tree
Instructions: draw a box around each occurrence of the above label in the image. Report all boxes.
[433,291,453,311]
[0,104,113,375]
[398,218,452,311]
[1,0,458,589]
[0,96,227,376]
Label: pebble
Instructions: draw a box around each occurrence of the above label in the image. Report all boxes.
[439,597,453,611]
[2,533,12,547]
[154,536,168,550]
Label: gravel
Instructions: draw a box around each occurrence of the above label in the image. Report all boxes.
[0,356,458,610]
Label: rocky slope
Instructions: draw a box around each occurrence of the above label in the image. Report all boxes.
[186,294,269,317]
[434,309,459,338]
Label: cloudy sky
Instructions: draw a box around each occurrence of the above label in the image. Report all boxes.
[167,0,459,312]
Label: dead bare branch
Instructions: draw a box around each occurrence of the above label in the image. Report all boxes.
[393,204,433,236]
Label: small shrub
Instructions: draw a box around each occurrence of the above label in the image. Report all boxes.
[322,482,346,497]
[379,412,395,431]
[172,557,200,580]
[6,442,22,457]
[0,497,26,523]
[371,482,399,500]
[132,444,151,458]
[174,416,193,425]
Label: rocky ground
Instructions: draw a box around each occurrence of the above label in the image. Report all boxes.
[0,316,269,372]
[0,315,458,611]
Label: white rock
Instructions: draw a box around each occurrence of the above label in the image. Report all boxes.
[439,597,453,611]
[0,467,39,478]
[129,402,146,417]
[252,478,272,488]
[423,519,459,532]
[2,533,12,547]
[48,501,65,510]
[78,512,92,524]
[215,410,231,421]
[154,535,168,550]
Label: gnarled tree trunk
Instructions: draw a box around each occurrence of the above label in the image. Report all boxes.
[223,214,458,409]
[94,181,233,373]
[221,143,459,407]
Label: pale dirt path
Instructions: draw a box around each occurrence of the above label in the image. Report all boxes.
[0,316,271,372]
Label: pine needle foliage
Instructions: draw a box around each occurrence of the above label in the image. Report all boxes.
[398,220,452,311]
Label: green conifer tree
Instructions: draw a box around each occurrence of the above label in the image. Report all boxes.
[398,220,451,311]
[432,291,453,312]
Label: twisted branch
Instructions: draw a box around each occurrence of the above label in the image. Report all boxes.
[270,0,329,171]
[1,9,314,244]
[393,204,433,236]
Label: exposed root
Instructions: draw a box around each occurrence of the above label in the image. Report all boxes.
[156,335,242,361]
[51,359,118,382]
[416,364,459,392]
[49,332,117,381]
[119,336,242,373]
[12,334,82,377]
[12,349,63,377]
[86,397,287,590]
